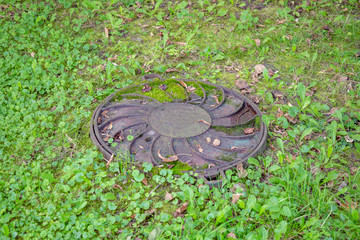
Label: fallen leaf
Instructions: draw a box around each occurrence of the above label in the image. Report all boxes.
[145,209,156,215]
[322,25,331,31]
[141,177,148,186]
[227,232,237,239]
[306,38,311,46]
[213,139,221,146]
[108,122,113,130]
[165,68,178,73]
[244,127,255,135]
[113,184,123,190]
[206,137,212,143]
[158,149,179,162]
[285,35,293,40]
[30,52,35,57]
[236,163,248,178]
[142,83,152,93]
[272,90,284,99]
[284,113,297,124]
[231,146,245,152]
[232,194,241,204]
[104,27,109,38]
[159,84,167,90]
[165,192,173,201]
[248,95,260,104]
[179,81,187,88]
[102,110,110,118]
[97,117,102,124]
[277,19,286,24]
[186,85,196,92]
[175,201,189,214]
[255,38,261,47]
[338,76,349,83]
[252,64,267,80]
[345,135,353,143]
[174,42,187,46]
[198,119,211,126]
[196,144,204,153]
[235,80,249,90]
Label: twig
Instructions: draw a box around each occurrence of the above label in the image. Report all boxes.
[106,154,114,167]
[146,184,162,201]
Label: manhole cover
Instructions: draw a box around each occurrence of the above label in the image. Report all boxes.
[90,74,267,185]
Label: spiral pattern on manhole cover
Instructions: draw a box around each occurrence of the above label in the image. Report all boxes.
[90,75,267,180]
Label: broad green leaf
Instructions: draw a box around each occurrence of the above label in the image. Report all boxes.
[323,171,338,184]
[300,128,313,142]
[269,165,281,173]
[281,206,292,217]
[104,192,116,201]
[218,8,228,17]
[274,221,287,240]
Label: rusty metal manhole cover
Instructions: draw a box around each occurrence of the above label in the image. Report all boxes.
[90,74,267,184]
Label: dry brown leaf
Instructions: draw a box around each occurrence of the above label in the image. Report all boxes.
[141,177,148,186]
[252,64,267,80]
[174,42,187,46]
[176,201,189,214]
[104,27,109,38]
[186,85,196,92]
[198,119,211,126]
[180,81,187,88]
[284,113,297,124]
[165,68,178,73]
[108,122,113,130]
[232,194,242,204]
[255,38,261,47]
[227,232,237,239]
[158,150,179,163]
[236,163,248,178]
[113,184,123,190]
[196,144,204,153]
[206,137,212,143]
[231,146,245,152]
[338,76,349,83]
[235,80,249,90]
[244,127,255,135]
[272,90,284,100]
[165,192,173,201]
[101,110,110,118]
[145,208,156,215]
[285,35,293,40]
[277,19,286,24]
[213,138,221,146]
[306,38,311,46]
[142,83,152,93]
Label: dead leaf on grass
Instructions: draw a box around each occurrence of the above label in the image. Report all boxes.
[113,184,123,190]
[277,19,286,24]
[180,81,187,88]
[306,38,311,46]
[272,90,284,100]
[141,177,148,186]
[252,64,267,80]
[142,83,152,93]
[231,194,241,204]
[106,154,114,167]
[227,232,238,239]
[165,68,178,73]
[175,201,189,215]
[255,38,261,47]
[186,85,196,92]
[284,113,297,124]
[165,192,173,201]
[235,80,249,90]
[104,27,109,38]
[145,209,156,215]
[236,163,248,178]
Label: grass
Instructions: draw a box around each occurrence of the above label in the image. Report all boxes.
[0,0,360,239]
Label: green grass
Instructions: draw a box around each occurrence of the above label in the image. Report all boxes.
[0,0,360,239]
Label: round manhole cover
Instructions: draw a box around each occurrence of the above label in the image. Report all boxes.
[90,75,267,183]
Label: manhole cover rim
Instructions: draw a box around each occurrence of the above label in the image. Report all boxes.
[90,77,267,180]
